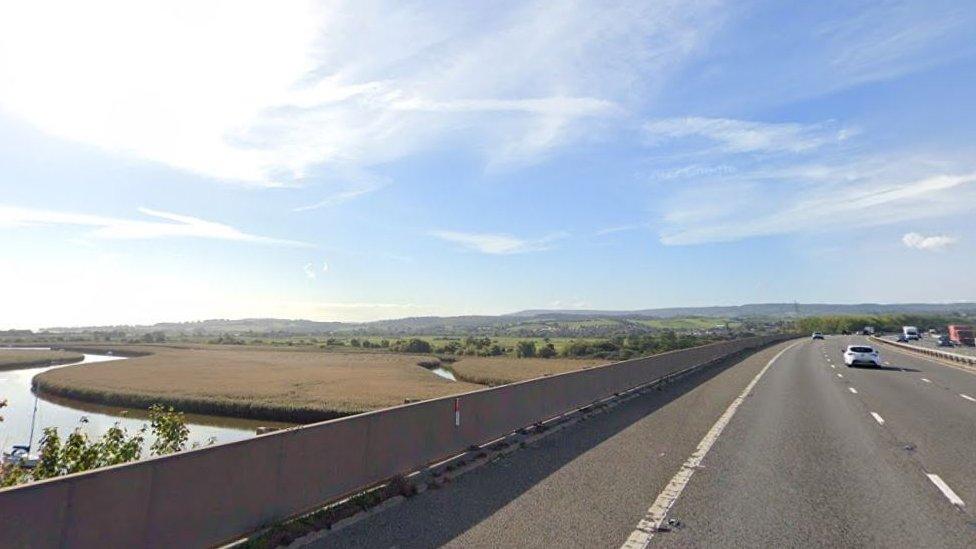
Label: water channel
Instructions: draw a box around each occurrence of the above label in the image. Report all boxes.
[0,349,292,454]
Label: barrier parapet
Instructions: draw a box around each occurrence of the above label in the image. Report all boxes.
[870,336,976,365]
[0,335,792,548]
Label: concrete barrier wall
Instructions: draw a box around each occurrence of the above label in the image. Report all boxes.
[0,335,790,548]
[871,336,976,365]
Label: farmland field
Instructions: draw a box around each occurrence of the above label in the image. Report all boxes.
[0,349,84,371]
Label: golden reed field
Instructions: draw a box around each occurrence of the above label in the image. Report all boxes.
[0,349,84,371]
[32,344,602,423]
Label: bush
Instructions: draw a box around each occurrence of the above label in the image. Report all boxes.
[537,343,557,358]
[2,404,193,487]
[515,341,536,358]
[392,338,432,354]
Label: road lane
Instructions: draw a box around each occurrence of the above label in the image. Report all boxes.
[312,341,797,548]
[652,338,975,547]
[820,336,976,515]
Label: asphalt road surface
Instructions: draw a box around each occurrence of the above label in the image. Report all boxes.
[314,337,976,548]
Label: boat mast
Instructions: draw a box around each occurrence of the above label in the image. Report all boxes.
[27,395,38,450]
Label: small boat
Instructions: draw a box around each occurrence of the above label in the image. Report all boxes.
[2,445,39,469]
[3,395,41,469]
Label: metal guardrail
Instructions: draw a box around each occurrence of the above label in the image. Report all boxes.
[0,335,792,548]
[870,336,976,365]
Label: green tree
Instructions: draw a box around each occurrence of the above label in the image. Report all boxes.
[515,340,537,358]
[393,338,432,354]
[537,343,557,358]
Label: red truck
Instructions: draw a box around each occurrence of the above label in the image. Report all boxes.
[948,325,975,346]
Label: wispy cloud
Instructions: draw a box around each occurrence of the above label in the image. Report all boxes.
[430,230,568,254]
[0,1,720,186]
[902,232,957,251]
[303,260,329,279]
[644,117,851,154]
[293,186,378,212]
[595,223,648,236]
[390,97,618,117]
[659,170,976,245]
[0,205,310,247]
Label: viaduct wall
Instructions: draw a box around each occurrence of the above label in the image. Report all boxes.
[0,335,791,548]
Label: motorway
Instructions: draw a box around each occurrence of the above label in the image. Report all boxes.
[880,334,976,358]
[315,337,976,548]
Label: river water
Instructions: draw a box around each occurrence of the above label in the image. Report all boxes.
[430,367,457,381]
[0,350,292,454]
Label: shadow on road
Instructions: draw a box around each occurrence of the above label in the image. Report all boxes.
[847,364,920,372]
[318,342,785,548]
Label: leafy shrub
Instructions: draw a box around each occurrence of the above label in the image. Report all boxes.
[1,404,194,487]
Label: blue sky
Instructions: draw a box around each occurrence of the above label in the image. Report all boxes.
[1,0,975,328]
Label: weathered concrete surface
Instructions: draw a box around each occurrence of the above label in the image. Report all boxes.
[0,335,789,548]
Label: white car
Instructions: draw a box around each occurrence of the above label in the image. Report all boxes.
[844,345,881,367]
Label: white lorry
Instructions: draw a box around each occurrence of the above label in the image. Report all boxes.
[902,326,920,341]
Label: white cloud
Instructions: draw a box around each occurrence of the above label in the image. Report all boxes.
[430,230,567,254]
[293,187,378,212]
[321,261,329,273]
[658,167,976,245]
[0,205,310,246]
[303,263,316,279]
[644,117,850,154]
[595,223,647,236]
[902,232,957,251]
[0,0,720,186]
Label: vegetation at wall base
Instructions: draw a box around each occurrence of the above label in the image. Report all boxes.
[0,404,200,488]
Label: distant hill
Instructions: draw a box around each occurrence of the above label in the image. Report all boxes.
[37,302,976,337]
[510,302,976,319]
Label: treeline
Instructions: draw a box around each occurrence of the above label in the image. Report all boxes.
[388,333,725,361]
[559,332,723,360]
[796,314,974,335]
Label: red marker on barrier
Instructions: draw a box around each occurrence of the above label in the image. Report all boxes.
[454,398,460,427]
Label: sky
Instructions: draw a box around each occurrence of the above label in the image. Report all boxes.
[1,0,975,328]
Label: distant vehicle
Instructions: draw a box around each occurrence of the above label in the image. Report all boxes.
[844,345,881,367]
[897,335,909,343]
[812,332,824,340]
[902,326,920,341]
[938,335,953,347]
[863,326,875,335]
[948,325,975,346]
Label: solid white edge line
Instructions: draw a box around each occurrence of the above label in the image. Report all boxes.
[848,387,858,394]
[620,341,800,549]
[870,412,884,425]
[960,394,976,402]
[927,474,965,507]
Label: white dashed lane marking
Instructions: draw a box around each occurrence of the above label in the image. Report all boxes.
[848,387,858,394]
[870,412,884,425]
[927,474,965,507]
[921,378,932,383]
[961,394,976,403]
[837,373,843,378]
